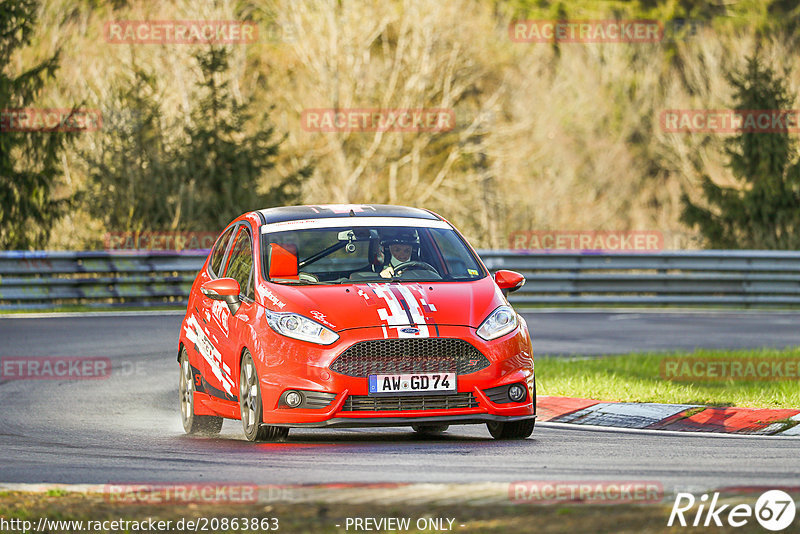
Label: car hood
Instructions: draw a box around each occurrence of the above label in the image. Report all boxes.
[255,277,505,332]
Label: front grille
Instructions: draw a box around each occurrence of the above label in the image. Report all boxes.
[342,392,479,412]
[330,338,490,377]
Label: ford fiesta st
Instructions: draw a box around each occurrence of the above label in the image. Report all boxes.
[178,205,535,441]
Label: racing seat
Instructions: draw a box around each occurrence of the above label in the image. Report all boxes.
[268,243,299,280]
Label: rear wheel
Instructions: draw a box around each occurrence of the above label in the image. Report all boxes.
[412,424,449,435]
[179,348,223,435]
[239,351,289,442]
[487,419,535,440]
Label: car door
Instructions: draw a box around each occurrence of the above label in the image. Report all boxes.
[218,225,258,402]
[193,224,239,403]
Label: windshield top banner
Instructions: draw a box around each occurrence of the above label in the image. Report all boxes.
[260,217,452,234]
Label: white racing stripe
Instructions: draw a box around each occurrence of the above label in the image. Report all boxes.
[395,285,430,337]
[371,283,430,338]
[184,314,235,396]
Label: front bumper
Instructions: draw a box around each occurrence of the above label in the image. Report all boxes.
[271,413,536,428]
[256,324,535,426]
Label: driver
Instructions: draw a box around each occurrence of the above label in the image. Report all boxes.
[378,229,419,278]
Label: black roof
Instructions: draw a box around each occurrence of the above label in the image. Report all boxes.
[257,204,440,223]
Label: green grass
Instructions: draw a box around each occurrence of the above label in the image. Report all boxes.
[537,347,800,409]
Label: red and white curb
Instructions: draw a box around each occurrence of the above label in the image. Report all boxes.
[538,396,800,436]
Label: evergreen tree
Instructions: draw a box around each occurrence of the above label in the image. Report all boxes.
[82,66,178,233]
[0,0,72,249]
[177,46,311,232]
[681,54,800,249]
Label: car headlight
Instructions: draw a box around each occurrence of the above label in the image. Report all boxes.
[266,311,339,345]
[476,305,518,340]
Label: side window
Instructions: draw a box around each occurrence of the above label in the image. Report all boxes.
[209,226,236,277]
[225,228,254,299]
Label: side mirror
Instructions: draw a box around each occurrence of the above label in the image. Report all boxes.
[201,278,241,314]
[494,270,525,297]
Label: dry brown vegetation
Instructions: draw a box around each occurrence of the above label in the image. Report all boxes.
[15,0,800,249]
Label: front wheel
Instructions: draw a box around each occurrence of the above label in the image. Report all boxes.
[179,348,223,435]
[487,419,535,440]
[239,351,289,442]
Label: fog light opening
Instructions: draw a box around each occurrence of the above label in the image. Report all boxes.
[285,390,303,408]
[508,384,526,402]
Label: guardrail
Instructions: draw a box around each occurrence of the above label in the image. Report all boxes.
[1,249,800,309]
[480,250,800,306]
[0,251,202,310]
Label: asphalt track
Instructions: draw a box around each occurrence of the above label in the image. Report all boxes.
[0,310,798,491]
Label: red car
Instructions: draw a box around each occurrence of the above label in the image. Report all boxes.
[178,205,535,441]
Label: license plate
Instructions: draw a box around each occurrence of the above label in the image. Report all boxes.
[368,373,456,396]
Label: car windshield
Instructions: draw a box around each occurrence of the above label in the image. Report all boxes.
[261,223,485,285]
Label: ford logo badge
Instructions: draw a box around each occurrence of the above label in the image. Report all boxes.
[401,327,419,334]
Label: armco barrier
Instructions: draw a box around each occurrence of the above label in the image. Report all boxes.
[481,250,800,306]
[1,250,800,309]
[0,251,203,310]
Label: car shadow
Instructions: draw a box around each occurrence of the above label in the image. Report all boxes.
[176,427,538,450]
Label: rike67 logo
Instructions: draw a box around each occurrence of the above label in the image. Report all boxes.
[669,490,797,531]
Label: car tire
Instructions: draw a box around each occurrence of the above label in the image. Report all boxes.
[411,424,449,435]
[239,350,289,442]
[179,348,223,435]
[487,419,535,440]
